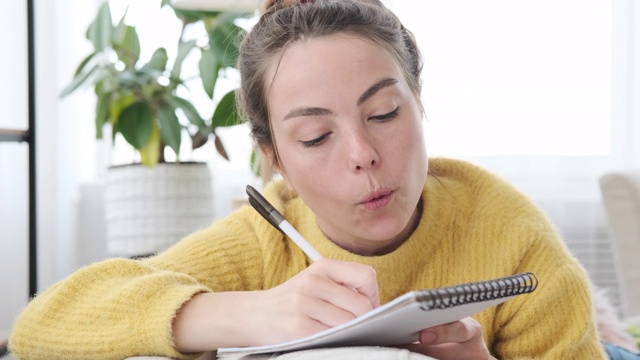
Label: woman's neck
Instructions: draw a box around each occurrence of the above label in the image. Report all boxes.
[328,199,423,256]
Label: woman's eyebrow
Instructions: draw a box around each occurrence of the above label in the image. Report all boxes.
[282,77,399,121]
[283,107,334,121]
[357,77,398,106]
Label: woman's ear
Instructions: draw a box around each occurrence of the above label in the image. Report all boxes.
[259,145,279,174]
[258,145,285,185]
[259,145,295,192]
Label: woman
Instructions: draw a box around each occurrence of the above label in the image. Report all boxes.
[10,0,609,359]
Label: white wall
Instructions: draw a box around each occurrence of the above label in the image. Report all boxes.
[0,0,31,332]
[0,0,29,333]
[0,0,98,331]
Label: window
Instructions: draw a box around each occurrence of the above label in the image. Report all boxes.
[388,0,627,307]
[389,0,612,157]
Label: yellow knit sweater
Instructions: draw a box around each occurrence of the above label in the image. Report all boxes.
[9,158,607,359]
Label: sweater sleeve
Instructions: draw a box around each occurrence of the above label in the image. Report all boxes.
[8,207,267,360]
[489,217,608,359]
[427,158,608,359]
[10,259,209,360]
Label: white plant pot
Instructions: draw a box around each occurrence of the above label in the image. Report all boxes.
[104,162,214,257]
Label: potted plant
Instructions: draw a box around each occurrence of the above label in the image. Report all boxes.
[61,0,255,257]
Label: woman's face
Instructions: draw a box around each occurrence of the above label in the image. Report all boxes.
[266,34,428,255]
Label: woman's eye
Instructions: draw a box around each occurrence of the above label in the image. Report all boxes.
[370,106,400,122]
[300,133,330,148]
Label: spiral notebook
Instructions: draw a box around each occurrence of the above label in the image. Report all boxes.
[216,272,538,357]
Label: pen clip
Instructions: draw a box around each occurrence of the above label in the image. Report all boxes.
[246,185,285,234]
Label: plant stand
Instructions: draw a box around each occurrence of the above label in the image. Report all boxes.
[104,162,214,257]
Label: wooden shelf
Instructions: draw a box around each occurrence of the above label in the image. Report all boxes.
[0,128,29,142]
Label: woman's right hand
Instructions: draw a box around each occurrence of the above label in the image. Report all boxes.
[172,258,379,352]
[251,258,380,345]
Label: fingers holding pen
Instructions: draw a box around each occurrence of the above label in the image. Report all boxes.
[315,258,380,305]
[259,258,379,341]
[289,276,366,327]
[289,259,379,318]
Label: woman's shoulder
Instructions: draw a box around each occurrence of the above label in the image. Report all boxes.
[426,157,548,221]
[425,158,566,260]
[429,157,509,185]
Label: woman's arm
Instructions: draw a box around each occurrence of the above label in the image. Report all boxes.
[172,258,379,352]
[491,229,609,359]
[10,238,379,358]
[10,211,266,359]
[9,258,210,360]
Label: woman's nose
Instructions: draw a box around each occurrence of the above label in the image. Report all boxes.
[347,131,380,172]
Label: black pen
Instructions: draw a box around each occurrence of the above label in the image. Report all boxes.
[246,185,322,261]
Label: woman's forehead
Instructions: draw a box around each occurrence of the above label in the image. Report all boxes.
[265,34,404,106]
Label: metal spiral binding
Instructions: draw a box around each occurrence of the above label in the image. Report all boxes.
[416,272,538,311]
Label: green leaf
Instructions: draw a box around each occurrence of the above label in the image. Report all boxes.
[173,9,222,23]
[117,70,154,91]
[191,131,208,150]
[198,48,219,99]
[60,63,100,98]
[113,8,127,42]
[94,67,118,94]
[158,103,182,156]
[167,94,208,131]
[160,0,171,7]
[218,11,254,23]
[118,101,155,150]
[209,23,245,68]
[214,133,229,160]
[73,51,97,77]
[211,89,240,128]
[141,78,165,98]
[142,48,169,72]
[95,92,111,139]
[86,1,114,52]
[171,40,198,81]
[110,92,136,127]
[201,12,248,34]
[112,6,131,46]
[114,25,141,67]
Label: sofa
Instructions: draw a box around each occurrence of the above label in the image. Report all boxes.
[599,170,640,352]
[600,170,640,319]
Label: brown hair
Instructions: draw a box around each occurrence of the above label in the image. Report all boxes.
[236,0,423,154]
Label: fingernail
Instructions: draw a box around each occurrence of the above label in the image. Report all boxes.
[421,331,437,344]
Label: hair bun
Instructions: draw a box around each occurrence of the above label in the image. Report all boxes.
[260,0,316,15]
